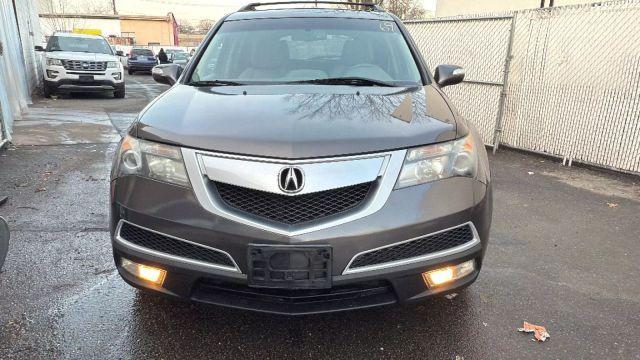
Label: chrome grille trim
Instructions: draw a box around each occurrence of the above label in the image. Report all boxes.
[342,222,481,275]
[62,60,107,71]
[114,220,241,273]
[182,148,406,236]
[200,153,386,196]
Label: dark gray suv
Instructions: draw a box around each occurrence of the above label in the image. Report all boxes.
[110,1,492,315]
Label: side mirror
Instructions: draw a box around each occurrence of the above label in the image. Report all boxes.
[152,64,182,86]
[434,65,465,88]
[116,50,124,57]
[35,45,45,52]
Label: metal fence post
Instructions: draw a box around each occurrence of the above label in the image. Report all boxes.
[492,13,517,154]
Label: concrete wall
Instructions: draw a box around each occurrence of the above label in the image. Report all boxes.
[436,0,598,16]
[120,19,175,46]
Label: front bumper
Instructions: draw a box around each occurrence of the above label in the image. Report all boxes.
[110,173,492,315]
[45,79,124,93]
[44,65,123,92]
[128,62,157,71]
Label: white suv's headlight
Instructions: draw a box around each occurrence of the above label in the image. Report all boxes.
[113,135,190,187]
[395,135,478,189]
[107,61,118,68]
[46,57,63,66]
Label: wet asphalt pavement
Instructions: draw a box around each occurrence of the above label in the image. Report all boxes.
[1,75,639,359]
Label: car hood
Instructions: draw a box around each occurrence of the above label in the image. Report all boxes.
[45,51,117,62]
[135,84,458,159]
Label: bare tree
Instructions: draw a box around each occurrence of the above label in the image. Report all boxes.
[39,0,112,33]
[355,0,428,20]
[197,19,216,35]
[178,22,197,35]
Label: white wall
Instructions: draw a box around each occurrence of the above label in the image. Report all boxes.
[0,0,42,144]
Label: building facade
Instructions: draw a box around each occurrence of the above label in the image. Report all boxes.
[120,14,178,46]
[38,13,178,46]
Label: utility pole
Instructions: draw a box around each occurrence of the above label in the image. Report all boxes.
[112,0,117,15]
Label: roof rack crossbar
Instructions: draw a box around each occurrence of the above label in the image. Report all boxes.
[239,1,384,12]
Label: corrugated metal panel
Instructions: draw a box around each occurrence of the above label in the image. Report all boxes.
[0,0,42,143]
[15,0,44,94]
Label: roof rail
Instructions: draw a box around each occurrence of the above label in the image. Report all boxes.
[239,1,384,12]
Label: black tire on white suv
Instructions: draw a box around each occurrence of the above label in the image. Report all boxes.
[114,87,125,99]
[43,81,54,98]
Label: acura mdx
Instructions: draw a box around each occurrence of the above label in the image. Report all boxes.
[110,1,492,315]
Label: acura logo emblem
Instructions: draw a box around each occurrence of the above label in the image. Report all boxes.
[278,166,304,193]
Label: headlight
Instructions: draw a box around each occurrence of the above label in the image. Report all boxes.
[107,61,118,68]
[395,135,477,189]
[46,58,63,66]
[113,135,190,187]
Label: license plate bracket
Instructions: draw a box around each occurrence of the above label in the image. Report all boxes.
[248,245,332,289]
[78,75,94,82]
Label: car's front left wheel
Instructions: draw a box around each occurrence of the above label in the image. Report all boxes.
[114,87,125,99]
[43,81,54,98]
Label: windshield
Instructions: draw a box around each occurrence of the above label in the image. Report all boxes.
[190,18,422,86]
[47,36,113,55]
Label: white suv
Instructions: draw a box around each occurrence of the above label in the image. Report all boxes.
[37,33,125,98]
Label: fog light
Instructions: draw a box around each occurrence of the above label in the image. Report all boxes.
[121,258,166,285]
[47,70,58,79]
[422,260,475,287]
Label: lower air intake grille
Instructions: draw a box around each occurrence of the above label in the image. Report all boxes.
[214,182,373,225]
[118,222,235,268]
[349,224,476,269]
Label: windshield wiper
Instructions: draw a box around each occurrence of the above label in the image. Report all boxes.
[288,77,397,87]
[186,80,244,87]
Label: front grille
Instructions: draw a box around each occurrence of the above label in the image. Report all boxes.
[349,224,476,269]
[214,182,373,225]
[62,60,107,71]
[118,222,235,268]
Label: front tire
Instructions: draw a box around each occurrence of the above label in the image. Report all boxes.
[114,87,125,99]
[128,69,134,75]
[43,82,54,98]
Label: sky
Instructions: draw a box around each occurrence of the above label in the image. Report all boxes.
[112,0,438,23]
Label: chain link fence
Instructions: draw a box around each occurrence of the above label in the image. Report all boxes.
[406,0,640,174]
[406,15,513,146]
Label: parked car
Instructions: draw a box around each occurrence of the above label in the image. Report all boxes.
[111,1,492,315]
[36,32,125,98]
[168,52,189,67]
[127,48,157,74]
[164,49,185,56]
